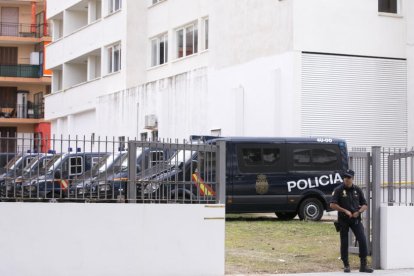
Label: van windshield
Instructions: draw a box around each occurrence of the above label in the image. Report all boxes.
[168,150,194,167]
[22,156,52,176]
[45,154,64,173]
[4,155,22,170]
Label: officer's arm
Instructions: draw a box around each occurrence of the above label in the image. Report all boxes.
[330,203,352,218]
[358,204,368,213]
[357,187,368,214]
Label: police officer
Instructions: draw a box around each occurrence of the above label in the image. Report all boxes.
[330,169,374,273]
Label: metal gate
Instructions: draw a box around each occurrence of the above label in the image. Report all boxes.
[348,151,371,255]
[348,147,381,269]
[348,146,414,269]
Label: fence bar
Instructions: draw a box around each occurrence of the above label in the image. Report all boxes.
[127,141,137,203]
[371,146,381,269]
[215,140,226,204]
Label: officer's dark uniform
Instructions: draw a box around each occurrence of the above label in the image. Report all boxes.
[330,170,373,273]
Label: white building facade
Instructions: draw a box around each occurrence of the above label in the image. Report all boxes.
[46,0,414,149]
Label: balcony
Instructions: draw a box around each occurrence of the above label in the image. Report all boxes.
[0,23,49,38]
[0,104,44,119]
[0,65,42,78]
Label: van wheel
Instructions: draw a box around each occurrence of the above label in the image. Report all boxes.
[298,198,323,221]
[275,212,297,220]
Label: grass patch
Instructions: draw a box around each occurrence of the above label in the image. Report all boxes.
[226,214,363,274]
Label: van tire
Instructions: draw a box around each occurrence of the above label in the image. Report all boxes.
[275,212,297,220]
[298,198,324,221]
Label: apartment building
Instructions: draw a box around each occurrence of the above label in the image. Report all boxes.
[46,0,414,149]
[0,0,51,153]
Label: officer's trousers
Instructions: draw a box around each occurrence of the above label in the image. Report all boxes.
[339,219,368,263]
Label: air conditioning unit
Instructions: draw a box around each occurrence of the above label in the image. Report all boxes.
[144,114,157,129]
[30,52,40,65]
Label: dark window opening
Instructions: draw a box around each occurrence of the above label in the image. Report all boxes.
[378,0,398,13]
[238,145,282,173]
[291,145,339,171]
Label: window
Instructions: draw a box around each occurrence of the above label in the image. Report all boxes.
[203,18,209,50]
[151,130,158,141]
[378,0,398,13]
[25,157,35,167]
[119,136,126,151]
[176,22,198,58]
[237,145,282,173]
[151,33,168,67]
[107,43,121,74]
[109,0,122,13]
[69,156,83,176]
[91,157,102,168]
[291,145,339,171]
[150,150,164,166]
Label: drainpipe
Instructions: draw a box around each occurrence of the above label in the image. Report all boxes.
[31,2,37,33]
[43,0,48,36]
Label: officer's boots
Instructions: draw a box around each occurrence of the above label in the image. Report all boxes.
[359,258,374,273]
[343,261,350,273]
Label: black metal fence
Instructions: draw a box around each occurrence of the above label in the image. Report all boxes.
[0,136,225,204]
[0,22,49,38]
[0,64,42,78]
[350,147,414,206]
[0,104,44,119]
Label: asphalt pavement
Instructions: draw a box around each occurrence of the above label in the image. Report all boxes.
[232,268,414,276]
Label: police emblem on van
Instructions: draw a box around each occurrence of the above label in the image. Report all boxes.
[256,174,269,195]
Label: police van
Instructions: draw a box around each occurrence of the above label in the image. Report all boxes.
[210,137,348,221]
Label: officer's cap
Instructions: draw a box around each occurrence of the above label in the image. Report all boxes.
[343,169,355,178]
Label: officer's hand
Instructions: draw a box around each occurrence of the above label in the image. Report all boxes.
[344,210,352,218]
[352,212,360,218]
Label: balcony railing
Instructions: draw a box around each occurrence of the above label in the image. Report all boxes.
[0,64,42,78]
[0,23,49,38]
[0,104,44,119]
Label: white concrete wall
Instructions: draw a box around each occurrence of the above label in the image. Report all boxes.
[293,0,406,58]
[96,51,298,140]
[0,203,225,276]
[47,12,124,69]
[125,0,147,87]
[406,0,414,147]
[45,72,123,120]
[380,206,414,269]
[64,9,88,36]
[63,63,88,89]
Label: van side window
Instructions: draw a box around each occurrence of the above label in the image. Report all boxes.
[242,148,262,165]
[291,145,339,171]
[238,145,282,173]
[69,156,83,176]
[263,148,280,165]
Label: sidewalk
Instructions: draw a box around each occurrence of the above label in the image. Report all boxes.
[232,268,414,276]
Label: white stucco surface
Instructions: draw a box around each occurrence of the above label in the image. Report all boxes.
[0,203,225,276]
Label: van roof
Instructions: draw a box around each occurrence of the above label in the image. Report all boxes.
[207,136,347,144]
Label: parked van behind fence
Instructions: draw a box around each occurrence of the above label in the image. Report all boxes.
[0,136,349,221]
[128,136,348,221]
[210,137,349,221]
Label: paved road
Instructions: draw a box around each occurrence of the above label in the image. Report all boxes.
[231,268,414,275]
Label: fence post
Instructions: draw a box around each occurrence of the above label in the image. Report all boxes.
[215,140,226,204]
[387,154,394,205]
[127,141,137,203]
[371,146,381,269]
